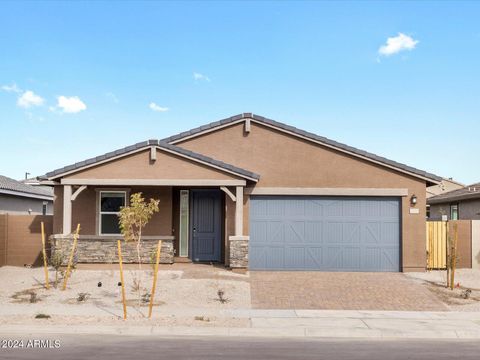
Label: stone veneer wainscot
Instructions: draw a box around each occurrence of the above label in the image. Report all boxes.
[50,235,174,265]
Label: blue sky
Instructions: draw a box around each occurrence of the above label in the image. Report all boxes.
[1,1,479,184]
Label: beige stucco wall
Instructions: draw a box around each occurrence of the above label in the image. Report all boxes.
[65,149,241,181]
[177,121,428,272]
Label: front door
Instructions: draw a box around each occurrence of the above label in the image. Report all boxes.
[190,189,222,262]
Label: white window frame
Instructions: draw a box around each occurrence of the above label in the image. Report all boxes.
[99,191,127,235]
[450,203,459,221]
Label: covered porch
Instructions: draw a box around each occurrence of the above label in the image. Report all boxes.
[41,140,259,268]
[52,180,249,267]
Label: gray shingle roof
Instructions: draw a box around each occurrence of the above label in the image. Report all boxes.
[162,113,442,183]
[41,140,260,181]
[0,175,53,199]
[428,182,480,204]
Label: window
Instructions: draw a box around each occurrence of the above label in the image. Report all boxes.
[42,202,48,215]
[99,191,126,235]
[450,203,459,220]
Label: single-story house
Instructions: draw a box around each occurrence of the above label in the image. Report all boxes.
[39,113,441,272]
[0,175,53,215]
[427,178,464,199]
[428,182,480,221]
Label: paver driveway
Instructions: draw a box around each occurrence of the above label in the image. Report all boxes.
[250,272,448,311]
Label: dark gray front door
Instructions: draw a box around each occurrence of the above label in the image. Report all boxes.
[191,189,222,262]
[249,196,401,272]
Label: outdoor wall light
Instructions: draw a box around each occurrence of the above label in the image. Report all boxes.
[410,194,418,206]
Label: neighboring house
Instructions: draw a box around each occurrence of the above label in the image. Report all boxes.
[428,182,480,221]
[39,113,441,272]
[427,178,464,199]
[0,175,53,215]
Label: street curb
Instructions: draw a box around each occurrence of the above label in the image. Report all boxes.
[2,324,480,340]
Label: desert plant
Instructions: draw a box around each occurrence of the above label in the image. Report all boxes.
[29,291,38,303]
[141,291,151,304]
[77,292,90,302]
[119,192,159,304]
[149,248,158,272]
[216,289,229,304]
[50,250,65,288]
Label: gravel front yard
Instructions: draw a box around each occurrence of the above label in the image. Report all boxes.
[406,269,480,311]
[0,265,251,327]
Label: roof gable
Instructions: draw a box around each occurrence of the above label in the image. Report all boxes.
[41,140,259,182]
[163,113,442,184]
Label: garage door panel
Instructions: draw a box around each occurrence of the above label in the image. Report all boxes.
[266,246,285,269]
[305,200,324,216]
[344,223,361,244]
[305,222,323,244]
[249,196,400,271]
[285,221,305,243]
[324,200,343,217]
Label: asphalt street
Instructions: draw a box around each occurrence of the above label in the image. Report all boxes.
[1,335,480,360]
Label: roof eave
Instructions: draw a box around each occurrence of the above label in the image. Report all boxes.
[42,143,260,183]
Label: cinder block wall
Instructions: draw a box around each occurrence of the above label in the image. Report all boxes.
[0,214,53,267]
[0,215,6,266]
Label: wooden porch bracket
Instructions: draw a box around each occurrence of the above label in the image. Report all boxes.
[220,186,236,202]
[71,185,87,201]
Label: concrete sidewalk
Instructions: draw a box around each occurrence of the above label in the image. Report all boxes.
[2,309,480,339]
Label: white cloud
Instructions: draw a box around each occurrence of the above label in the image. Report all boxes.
[193,72,211,82]
[56,95,87,113]
[1,83,21,93]
[17,90,45,108]
[378,33,419,56]
[149,102,169,112]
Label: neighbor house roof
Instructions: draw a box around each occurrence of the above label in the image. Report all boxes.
[40,140,260,182]
[162,113,442,184]
[428,182,480,204]
[0,175,53,200]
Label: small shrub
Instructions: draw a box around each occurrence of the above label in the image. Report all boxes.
[29,291,38,303]
[461,289,472,299]
[77,292,90,302]
[141,291,151,304]
[50,250,65,288]
[216,289,229,304]
[149,248,158,271]
[131,278,142,293]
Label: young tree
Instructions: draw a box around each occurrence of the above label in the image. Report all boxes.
[119,192,160,270]
[119,193,160,305]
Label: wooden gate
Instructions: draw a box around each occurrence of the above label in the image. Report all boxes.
[426,221,447,270]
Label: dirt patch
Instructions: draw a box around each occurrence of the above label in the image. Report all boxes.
[0,265,251,326]
[406,270,480,311]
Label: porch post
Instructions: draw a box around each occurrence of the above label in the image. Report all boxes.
[235,186,244,236]
[229,185,248,269]
[63,185,72,235]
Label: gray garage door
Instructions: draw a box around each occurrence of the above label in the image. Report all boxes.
[249,196,400,271]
